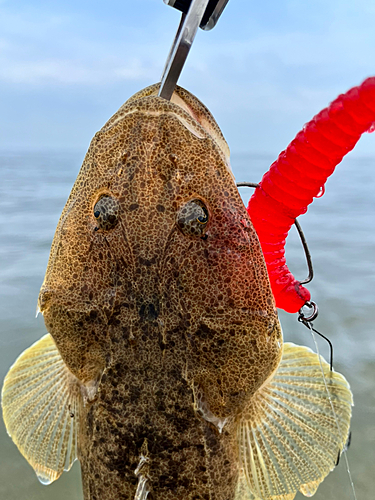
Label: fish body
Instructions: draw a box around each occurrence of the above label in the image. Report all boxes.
[2,85,352,500]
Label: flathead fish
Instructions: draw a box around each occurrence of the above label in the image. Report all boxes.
[2,84,352,500]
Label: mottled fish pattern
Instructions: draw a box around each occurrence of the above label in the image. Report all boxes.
[2,85,352,500]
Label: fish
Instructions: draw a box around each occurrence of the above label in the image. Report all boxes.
[1,84,352,500]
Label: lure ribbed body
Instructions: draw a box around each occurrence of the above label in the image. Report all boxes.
[248,77,375,312]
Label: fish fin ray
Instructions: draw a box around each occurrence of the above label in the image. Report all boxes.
[236,342,352,499]
[1,333,82,484]
[234,469,295,500]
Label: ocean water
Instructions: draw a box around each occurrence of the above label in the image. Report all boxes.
[0,149,374,499]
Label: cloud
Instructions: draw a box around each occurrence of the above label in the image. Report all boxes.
[1,0,374,154]
[0,4,165,86]
[0,54,158,85]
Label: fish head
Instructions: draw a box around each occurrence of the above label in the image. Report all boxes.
[38,84,282,415]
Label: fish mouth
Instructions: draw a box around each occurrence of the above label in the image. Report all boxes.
[103,83,234,180]
[169,91,230,158]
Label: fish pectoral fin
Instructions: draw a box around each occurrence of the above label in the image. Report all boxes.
[234,470,264,499]
[235,469,296,500]
[236,342,353,500]
[1,333,83,485]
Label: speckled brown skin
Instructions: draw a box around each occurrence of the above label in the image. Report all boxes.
[38,84,282,500]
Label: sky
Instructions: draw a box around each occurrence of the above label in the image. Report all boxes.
[1,0,375,158]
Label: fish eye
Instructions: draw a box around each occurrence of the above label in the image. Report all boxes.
[177,199,210,237]
[197,206,209,224]
[93,195,120,231]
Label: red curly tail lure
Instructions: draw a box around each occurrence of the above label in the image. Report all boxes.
[247,77,375,313]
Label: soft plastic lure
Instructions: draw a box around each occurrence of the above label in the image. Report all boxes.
[247,77,375,313]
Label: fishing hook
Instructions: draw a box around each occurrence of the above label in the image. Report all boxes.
[237,184,330,368]
[236,182,314,286]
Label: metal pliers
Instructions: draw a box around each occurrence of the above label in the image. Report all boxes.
[159,0,230,100]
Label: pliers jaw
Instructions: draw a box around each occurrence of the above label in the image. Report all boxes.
[159,0,229,100]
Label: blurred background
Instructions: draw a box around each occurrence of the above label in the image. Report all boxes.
[0,1,374,499]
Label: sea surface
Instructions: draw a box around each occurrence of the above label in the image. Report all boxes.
[0,150,374,500]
